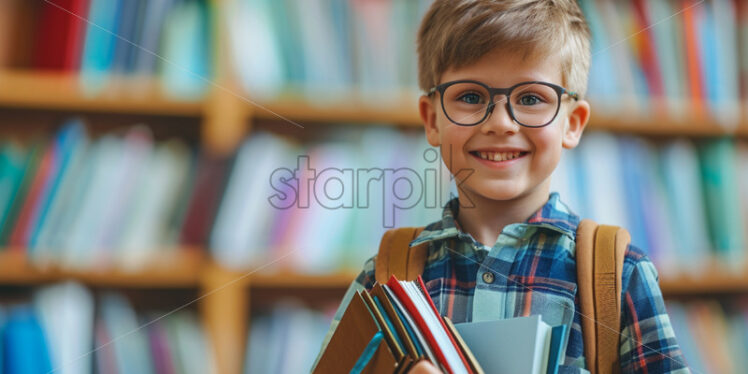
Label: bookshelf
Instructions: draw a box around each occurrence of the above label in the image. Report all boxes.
[2,0,748,372]
[2,70,748,373]
[1,70,748,365]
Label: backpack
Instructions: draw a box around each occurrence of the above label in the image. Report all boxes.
[374,219,629,374]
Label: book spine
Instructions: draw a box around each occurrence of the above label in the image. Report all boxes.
[386,275,454,374]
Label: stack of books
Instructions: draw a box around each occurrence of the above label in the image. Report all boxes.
[315,275,566,374]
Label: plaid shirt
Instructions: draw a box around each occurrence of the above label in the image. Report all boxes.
[315,193,689,373]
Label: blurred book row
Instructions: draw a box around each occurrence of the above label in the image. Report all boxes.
[0,0,212,97]
[245,302,334,374]
[581,0,745,125]
[553,132,748,277]
[666,300,748,374]
[0,282,214,374]
[3,0,748,123]
[3,120,748,274]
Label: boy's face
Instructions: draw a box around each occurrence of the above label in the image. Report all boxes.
[419,47,590,206]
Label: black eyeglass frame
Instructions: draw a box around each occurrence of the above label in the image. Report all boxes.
[426,79,579,128]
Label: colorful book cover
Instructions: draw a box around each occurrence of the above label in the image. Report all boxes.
[227,0,285,98]
[160,0,211,99]
[578,0,619,111]
[27,121,86,250]
[698,138,746,268]
[132,0,175,76]
[80,0,123,92]
[110,0,144,75]
[2,307,54,374]
[117,139,190,269]
[0,138,46,248]
[33,0,90,71]
[33,281,94,374]
[8,138,56,248]
[646,0,686,119]
[682,0,706,118]
[659,139,713,274]
[180,151,233,246]
[0,142,27,244]
[709,0,740,128]
[631,0,665,111]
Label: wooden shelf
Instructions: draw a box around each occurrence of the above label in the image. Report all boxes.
[253,96,748,138]
[250,271,357,288]
[0,71,204,117]
[2,249,747,295]
[0,249,204,288]
[253,95,422,127]
[3,71,748,139]
[659,268,748,296]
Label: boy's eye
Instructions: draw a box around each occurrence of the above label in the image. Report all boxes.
[457,92,484,105]
[517,94,543,106]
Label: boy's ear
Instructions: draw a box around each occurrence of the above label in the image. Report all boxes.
[419,95,441,147]
[562,99,590,149]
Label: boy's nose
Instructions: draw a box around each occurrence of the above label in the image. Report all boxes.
[480,96,519,135]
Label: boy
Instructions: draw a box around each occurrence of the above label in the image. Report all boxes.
[314,1,688,373]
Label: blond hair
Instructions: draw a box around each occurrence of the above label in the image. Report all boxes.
[417,0,591,98]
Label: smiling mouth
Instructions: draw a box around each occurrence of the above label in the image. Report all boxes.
[469,150,530,162]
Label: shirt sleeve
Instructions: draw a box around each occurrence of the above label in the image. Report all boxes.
[618,245,690,373]
[310,256,377,372]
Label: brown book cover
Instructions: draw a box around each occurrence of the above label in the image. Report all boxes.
[360,289,405,361]
[369,283,420,359]
[314,291,398,374]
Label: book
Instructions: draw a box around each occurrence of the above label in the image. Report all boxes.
[33,281,94,374]
[317,274,570,373]
[2,306,54,374]
[454,315,556,374]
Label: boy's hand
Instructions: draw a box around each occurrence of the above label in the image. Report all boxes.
[408,360,443,373]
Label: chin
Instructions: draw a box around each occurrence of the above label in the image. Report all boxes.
[471,184,527,202]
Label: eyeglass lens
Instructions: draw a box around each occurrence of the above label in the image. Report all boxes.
[441,82,559,126]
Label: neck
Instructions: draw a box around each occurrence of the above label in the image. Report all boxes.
[455,183,551,247]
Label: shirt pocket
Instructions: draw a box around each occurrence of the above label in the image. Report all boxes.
[512,275,577,329]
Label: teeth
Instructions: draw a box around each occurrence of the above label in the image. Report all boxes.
[477,151,523,162]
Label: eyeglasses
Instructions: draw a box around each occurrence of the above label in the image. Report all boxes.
[427,80,579,128]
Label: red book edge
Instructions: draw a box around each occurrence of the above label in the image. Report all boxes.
[682,0,705,116]
[415,276,473,373]
[386,274,454,374]
[64,0,91,71]
[9,142,56,247]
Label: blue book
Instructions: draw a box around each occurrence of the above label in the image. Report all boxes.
[579,0,618,109]
[133,0,176,75]
[456,315,554,374]
[110,0,143,75]
[546,324,568,374]
[647,0,686,118]
[161,0,211,99]
[0,142,26,235]
[659,139,712,274]
[699,139,746,267]
[617,137,649,253]
[28,120,86,250]
[700,3,720,120]
[80,0,123,93]
[2,307,53,374]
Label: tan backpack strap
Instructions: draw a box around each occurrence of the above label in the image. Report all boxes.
[375,227,427,284]
[576,219,629,374]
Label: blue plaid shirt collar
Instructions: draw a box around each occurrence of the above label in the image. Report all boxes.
[410,192,580,247]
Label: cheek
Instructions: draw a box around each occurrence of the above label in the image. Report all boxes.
[532,131,563,163]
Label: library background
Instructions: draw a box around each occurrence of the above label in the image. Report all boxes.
[0,0,745,373]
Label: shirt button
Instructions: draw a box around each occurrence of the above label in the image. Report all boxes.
[482,271,495,284]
